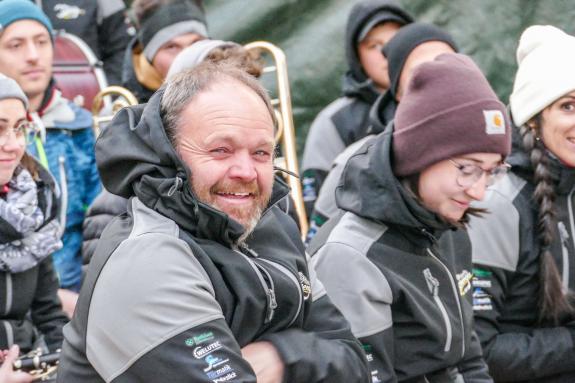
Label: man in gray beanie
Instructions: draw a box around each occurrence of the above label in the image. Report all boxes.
[122,0,208,102]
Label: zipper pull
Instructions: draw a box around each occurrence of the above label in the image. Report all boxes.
[423,268,439,296]
[240,243,259,258]
[167,176,182,197]
[265,289,278,323]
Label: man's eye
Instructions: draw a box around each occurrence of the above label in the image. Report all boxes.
[459,165,478,175]
[561,103,575,112]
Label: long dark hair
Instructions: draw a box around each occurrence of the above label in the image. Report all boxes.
[520,115,575,324]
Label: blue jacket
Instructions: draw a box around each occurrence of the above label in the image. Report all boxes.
[28,86,101,290]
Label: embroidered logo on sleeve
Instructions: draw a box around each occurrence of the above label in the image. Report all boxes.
[299,271,312,300]
[456,269,473,296]
[484,110,506,135]
[472,287,493,311]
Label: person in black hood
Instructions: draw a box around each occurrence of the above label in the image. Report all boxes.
[465,25,575,383]
[57,63,369,383]
[306,22,458,242]
[310,53,511,382]
[122,0,207,103]
[301,0,413,217]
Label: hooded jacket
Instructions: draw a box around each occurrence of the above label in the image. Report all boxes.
[309,124,492,383]
[57,89,369,383]
[0,159,68,353]
[121,37,157,104]
[300,0,411,216]
[465,123,575,382]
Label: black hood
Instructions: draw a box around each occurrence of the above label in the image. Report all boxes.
[506,118,575,195]
[336,122,451,235]
[95,88,290,246]
[121,37,156,104]
[366,90,397,136]
[342,0,413,102]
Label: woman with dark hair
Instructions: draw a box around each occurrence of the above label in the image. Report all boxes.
[466,25,575,383]
[310,53,510,382]
[0,74,67,374]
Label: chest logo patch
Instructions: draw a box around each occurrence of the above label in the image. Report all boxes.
[54,4,86,20]
[457,269,473,296]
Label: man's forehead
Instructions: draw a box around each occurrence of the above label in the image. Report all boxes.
[0,19,50,40]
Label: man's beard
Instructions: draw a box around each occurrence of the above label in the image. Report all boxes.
[192,178,271,244]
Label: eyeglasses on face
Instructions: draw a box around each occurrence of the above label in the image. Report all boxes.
[0,121,38,146]
[449,159,510,188]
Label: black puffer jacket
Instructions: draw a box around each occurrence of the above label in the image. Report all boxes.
[465,122,575,382]
[310,124,492,383]
[59,89,369,383]
[0,162,68,353]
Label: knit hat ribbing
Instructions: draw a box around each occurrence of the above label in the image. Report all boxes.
[0,0,53,39]
[392,53,511,177]
[166,39,239,79]
[0,74,28,109]
[137,0,208,61]
[383,23,458,98]
[510,25,575,127]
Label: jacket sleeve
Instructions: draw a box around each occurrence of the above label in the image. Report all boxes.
[82,191,128,265]
[456,329,492,383]
[467,188,575,381]
[97,0,131,85]
[301,100,348,216]
[310,242,394,382]
[76,126,102,209]
[30,257,68,352]
[87,233,258,383]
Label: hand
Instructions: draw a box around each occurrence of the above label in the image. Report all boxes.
[241,341,285,383]
[58,288,79,319]
[0,345,34,383]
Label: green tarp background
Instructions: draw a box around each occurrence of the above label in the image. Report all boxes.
[131,1,575,158]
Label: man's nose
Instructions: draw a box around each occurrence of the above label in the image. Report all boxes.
[228,151,257,181]
[24,41,40,62]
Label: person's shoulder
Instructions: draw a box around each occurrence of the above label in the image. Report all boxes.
[312,96,356,122]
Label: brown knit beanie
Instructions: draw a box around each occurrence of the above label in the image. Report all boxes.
[392,53,511,177]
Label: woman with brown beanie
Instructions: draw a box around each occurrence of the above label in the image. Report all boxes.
[466,25,575,382]
[309,52,510,382]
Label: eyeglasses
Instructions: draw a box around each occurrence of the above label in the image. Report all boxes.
[0,121,38,146]
[449,159,510,188]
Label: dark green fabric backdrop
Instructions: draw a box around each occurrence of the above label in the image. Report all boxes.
[130,1,575,158]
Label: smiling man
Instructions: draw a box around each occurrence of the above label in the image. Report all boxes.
[57,63,369,383]
[0,0,101,314]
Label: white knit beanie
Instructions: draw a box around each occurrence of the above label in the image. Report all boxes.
[510,25,575,127]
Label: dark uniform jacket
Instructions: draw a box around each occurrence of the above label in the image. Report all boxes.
[310,125,492,383]
[57,89,369,383]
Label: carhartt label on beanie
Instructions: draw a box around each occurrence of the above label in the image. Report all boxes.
[392,53,511,177]
[510,25,575,127]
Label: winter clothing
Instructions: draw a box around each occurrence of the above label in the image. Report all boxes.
[27,82,101,291]
[464,121,575,382]
[393,53,511,177]
[300,0,412,216]
[166,39,239,79]
[58,90,369,383]
[510,25,575,127]
[0,0,53,37]
[0,161,67,353]
[38,0,132,85]
[383,22,458,98]
[0,74,29,109]
[309,125,492,383]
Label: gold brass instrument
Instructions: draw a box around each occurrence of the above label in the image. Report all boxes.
[245,41,309,237]
[92,86,139,137]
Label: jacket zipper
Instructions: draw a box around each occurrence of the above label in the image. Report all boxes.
[234,246,278,324]
[423,268,452,352]
[558,221,570,292]
[427,249,465,358]
[58,155,68,236]
[4,274,12,315]
[259,258,303,327]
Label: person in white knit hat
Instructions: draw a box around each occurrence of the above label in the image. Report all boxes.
[465,25,575,382]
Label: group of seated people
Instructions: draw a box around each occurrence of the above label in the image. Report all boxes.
[0,0,574,382]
